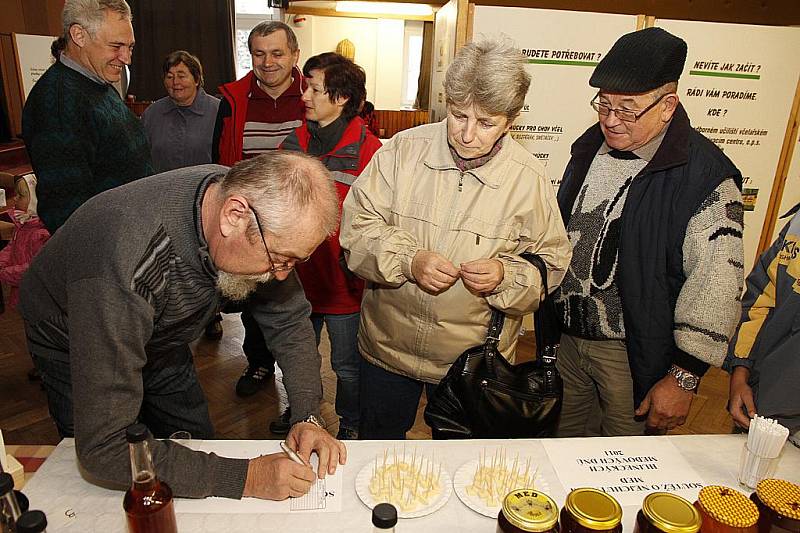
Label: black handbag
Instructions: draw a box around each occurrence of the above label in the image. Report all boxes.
[423,253,563,439]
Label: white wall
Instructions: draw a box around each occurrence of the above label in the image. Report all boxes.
[292,15,406,109]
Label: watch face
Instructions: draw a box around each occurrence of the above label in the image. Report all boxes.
[680,374,698,390]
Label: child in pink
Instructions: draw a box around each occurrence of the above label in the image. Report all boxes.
[0,174,50,308]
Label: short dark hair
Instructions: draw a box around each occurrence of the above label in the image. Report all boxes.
[248,21,298,53]
[162,50,204,87]
[302,52,366,122]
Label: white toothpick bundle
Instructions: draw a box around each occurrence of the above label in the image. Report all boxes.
[740,414,789,488]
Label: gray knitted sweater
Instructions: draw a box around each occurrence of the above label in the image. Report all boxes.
[556,136,744,367]
[19,165,322,499]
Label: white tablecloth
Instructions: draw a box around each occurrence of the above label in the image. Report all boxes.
[20,435,800,532]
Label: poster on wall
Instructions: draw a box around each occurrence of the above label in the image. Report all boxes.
[472,7,638,188]
[656,19,800,270]
[770,133,800,243]
[12,33,57,102]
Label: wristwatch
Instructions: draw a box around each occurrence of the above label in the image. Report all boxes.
[296,414,323,429]
[668,365,699,392]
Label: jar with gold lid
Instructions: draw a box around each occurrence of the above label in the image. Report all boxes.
[560,488,622,533]
[750,478,800,533]
[634,492,701,533]
[497,489,559,533]
[695,485,759,533]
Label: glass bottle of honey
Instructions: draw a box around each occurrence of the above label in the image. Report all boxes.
[695,485,759,533]
[634,492,701,533]
[560,488,623,533]
[497,489,559,533]
[750,479,800,533]
[123,424,178,533]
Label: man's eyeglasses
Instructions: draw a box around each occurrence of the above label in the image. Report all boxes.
[590,92,670,123]
[250,206,310,272]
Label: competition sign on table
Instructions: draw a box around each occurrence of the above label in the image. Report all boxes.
[656,19,800,270]
[542,436,705,506]
[471,7,638,188]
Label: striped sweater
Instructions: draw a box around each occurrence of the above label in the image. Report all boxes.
[19,165,321,499]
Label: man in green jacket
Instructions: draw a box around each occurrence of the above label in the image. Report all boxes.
[22,0,152,233]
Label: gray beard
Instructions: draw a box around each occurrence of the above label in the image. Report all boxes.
[217,271,273,301]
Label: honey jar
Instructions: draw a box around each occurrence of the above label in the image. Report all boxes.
[751,479,800,533]
[695,485,759,533]
[560,488,622,533]
[634,492,701,533]
[497,489,559,533]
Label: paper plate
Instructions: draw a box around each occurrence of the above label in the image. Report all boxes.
[453,458,549,518]
[355,453,452,519]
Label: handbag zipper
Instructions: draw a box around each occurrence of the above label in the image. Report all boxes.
[478,376,557,399]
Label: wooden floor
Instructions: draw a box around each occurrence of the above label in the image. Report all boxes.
[0,287,734,445]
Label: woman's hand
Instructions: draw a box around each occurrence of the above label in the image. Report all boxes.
[460,258,504,295]
[411,250,460,294]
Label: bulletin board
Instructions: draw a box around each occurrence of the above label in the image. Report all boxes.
[471,6,639,188]
[12,33,57,102]
[655,19,800,270]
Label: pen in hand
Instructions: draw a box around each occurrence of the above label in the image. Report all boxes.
[280,441,308,466]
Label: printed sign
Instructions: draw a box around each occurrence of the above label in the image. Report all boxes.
[542,436,705,506]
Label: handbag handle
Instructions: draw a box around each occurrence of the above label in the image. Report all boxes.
[484,252,557,375]
[520,253,560,363]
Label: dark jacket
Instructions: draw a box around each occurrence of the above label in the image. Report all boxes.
[558,104,742,406]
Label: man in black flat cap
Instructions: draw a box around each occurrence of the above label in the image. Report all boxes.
[553,27,744,436]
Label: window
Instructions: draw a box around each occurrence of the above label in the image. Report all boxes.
[234,0,281,80]
[401,20,424,109]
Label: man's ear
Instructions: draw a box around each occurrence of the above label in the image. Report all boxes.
[69,23,87,48]
[219,195,250,238]
[661,94,679,122]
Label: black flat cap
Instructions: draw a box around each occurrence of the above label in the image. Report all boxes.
[590,27,687,93]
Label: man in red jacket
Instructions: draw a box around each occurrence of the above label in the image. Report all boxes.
[212,21,306,434]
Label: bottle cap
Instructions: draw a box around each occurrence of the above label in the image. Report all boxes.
[15,490,30,513]
[755,479,800,520]
[126,423,150,443]
[696,485,758,528]
[16,510,48,533]
[564,487,623,530]
[642,492,701,533]
[502,489,559,532]
[0,472,14,495]
[372,502,398,528]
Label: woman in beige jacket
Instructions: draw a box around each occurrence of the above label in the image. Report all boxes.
[340,39,571,439]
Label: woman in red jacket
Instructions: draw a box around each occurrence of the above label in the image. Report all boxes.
[281,53,381,440]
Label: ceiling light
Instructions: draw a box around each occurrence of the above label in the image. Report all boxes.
[335,1,433,17]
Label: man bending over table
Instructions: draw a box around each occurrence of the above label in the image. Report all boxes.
[19,152,345,500]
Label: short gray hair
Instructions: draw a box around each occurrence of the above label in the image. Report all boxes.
[62,0,131,38]
[248,21,299,54]
[220,151,339,238]
[444,38,531,119]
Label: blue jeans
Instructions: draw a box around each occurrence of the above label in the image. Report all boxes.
[358,356,439,440]
[31,344,214,439]
[311,312,360,432]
